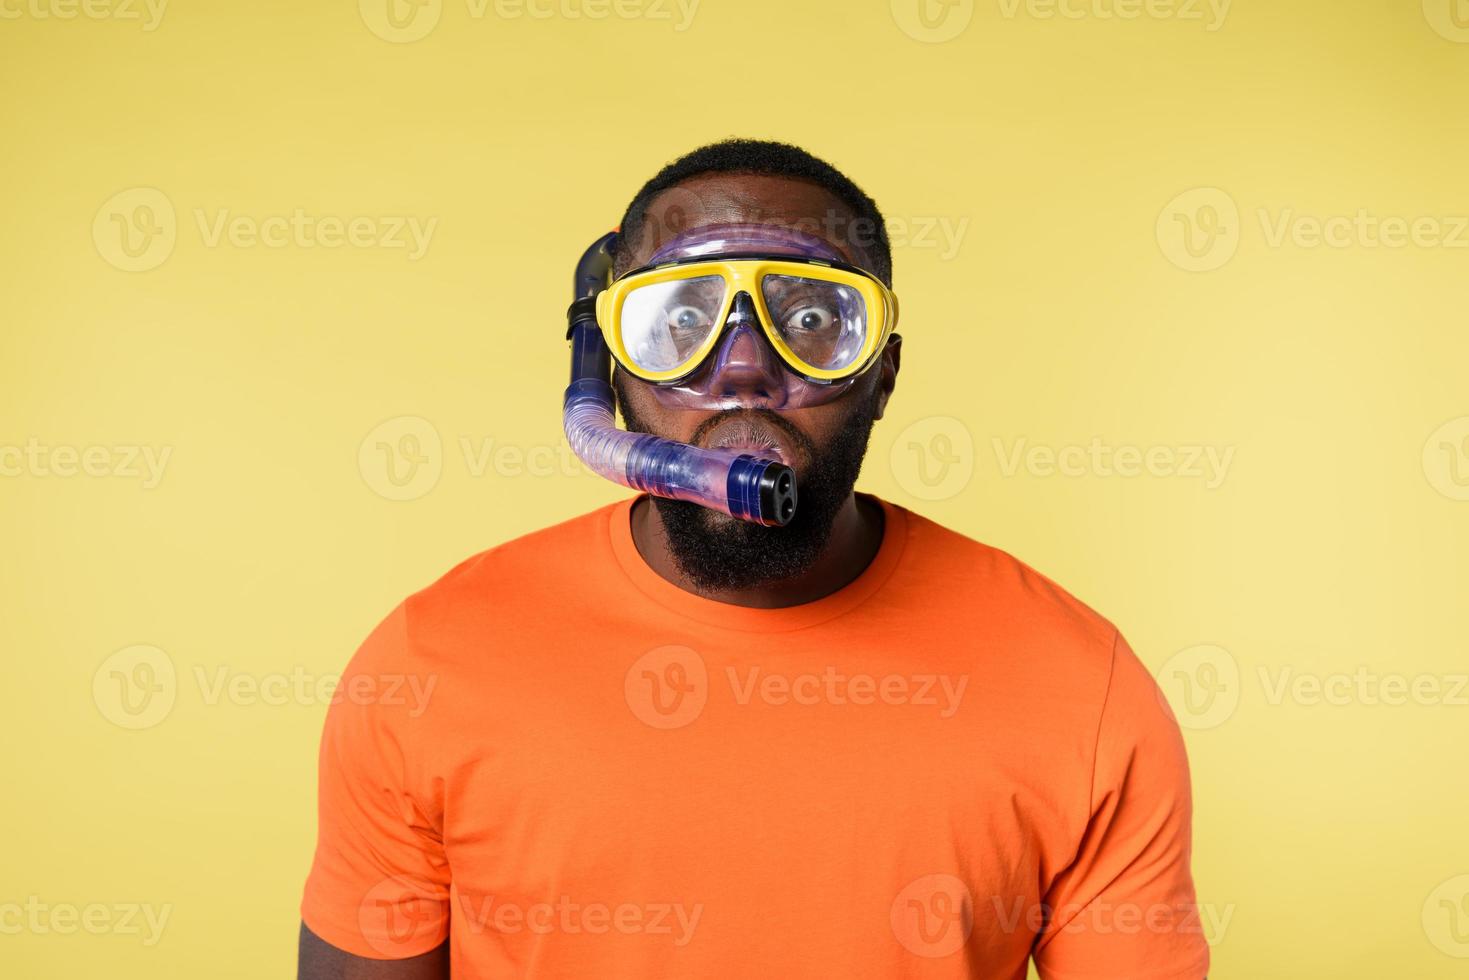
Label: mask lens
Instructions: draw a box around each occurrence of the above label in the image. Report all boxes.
[761,274,869,373]
[618,275,727,375]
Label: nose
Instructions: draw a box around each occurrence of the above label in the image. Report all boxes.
[701,292,787,405]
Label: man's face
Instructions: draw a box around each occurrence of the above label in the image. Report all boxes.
[612,173,901,592]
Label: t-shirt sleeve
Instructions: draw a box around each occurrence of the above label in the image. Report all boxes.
[1032,631,1210,980]
[300,603,451,959]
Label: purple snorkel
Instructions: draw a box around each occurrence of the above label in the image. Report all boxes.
[563,232,798,526]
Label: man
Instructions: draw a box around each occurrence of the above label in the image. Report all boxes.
[299,140,1208,979]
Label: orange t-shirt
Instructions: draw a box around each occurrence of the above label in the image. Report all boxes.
[302,494,1208,979]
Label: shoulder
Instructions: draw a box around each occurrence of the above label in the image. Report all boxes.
[398,499,623,639]
[896,505,1182,755]
[891,500,1120,658]
[890,503,1187,811]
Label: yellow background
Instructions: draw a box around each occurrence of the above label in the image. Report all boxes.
[3,0,1467,976]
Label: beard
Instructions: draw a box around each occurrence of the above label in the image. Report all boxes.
[614,370,881,593]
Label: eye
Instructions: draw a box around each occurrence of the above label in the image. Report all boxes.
[783,306,836,333]
[665,305,710,332]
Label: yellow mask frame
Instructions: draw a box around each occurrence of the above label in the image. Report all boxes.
[595,256,899,385]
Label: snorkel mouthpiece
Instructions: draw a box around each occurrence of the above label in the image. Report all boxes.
[563,232,797,527]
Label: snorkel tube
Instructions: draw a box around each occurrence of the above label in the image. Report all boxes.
[563,232,798,526]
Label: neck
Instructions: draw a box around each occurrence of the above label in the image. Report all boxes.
[628,492,886,608]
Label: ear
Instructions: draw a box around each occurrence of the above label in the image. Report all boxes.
[871,334,902,421]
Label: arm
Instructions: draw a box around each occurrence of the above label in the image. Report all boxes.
[299,605,452,974]
[298,923,448,980]
[1032,631,1210,980]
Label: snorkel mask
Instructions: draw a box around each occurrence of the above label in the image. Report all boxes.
[563,223,898,526]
